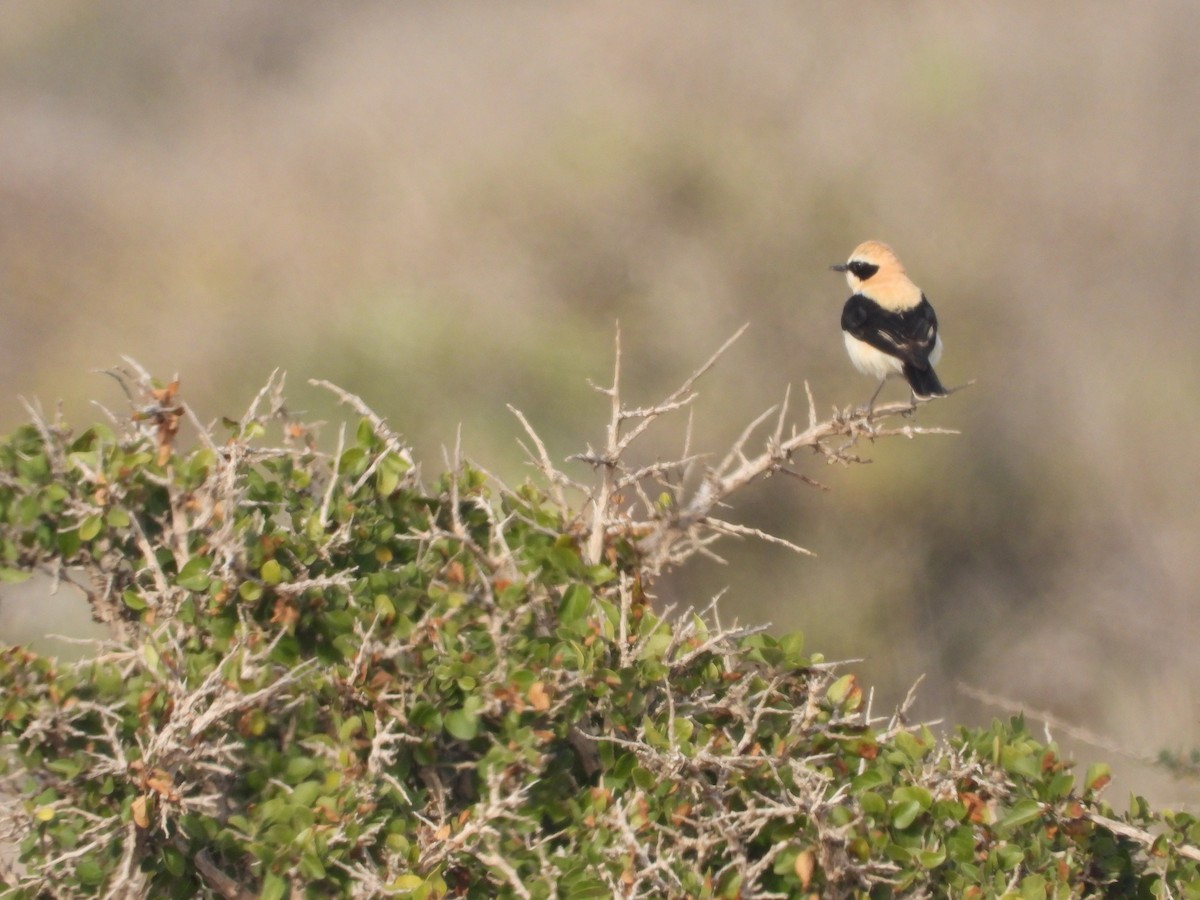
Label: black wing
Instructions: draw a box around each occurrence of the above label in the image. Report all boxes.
[840,294,939,369]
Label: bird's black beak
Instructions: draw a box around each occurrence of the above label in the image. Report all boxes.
[830,263,849,272]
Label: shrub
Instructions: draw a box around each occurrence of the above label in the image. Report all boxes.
[1,348,1197,897]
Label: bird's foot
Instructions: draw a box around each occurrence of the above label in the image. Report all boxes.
[856,405,879,435]
[901,391,925,417]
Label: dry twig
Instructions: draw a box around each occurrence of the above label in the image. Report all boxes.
[510,325,959,575]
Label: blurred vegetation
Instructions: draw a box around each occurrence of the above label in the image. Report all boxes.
[3,376,1199,897]
[2,2,1200,813]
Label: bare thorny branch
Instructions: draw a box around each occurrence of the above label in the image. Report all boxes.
[509,324,960,574]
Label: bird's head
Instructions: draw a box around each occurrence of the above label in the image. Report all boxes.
[830,240,906,293]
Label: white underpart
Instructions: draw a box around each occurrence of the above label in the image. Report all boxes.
[843,332,942,380]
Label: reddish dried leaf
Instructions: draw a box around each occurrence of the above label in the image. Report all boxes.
[270,598,299,628]
[131,795,149,829]
[528,681,551,711]
[795,849,816,889]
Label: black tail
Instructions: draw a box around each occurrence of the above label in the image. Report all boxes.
[902,363,947,399]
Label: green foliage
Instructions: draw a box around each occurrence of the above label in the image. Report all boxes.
[0,393,1197,897]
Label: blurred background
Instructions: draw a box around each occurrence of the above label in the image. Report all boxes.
[2,2,1198,807]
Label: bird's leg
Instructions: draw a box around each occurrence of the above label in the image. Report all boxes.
[864,378,887,418]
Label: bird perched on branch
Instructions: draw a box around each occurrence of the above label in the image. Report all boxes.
[832,240,946,412]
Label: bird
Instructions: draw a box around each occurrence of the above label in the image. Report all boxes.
[832,240,946,413]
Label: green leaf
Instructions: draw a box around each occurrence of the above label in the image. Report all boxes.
[376,453,409,496]
[893,730,930,762]
[260,559,283,585]
[893,785,933,810]
[445,708,480,741]
[78,514,103,542]
[852,768,888,793]
[631,766,656,791]
[374,593,396,618]
[826,673,856,704]
[356,417,376,448]
[291,781,322,808]
[299,849,326,880]
[860,791,887,817]
[47,758,83,779]
[946,825,976,863]
[338,716,363,742]
[1019,874,1047,899]
[122,590,148,611]
[261,872,288,900]
[586,564,616,585]
[177,556,212,591]
[409,702,442,733]
[1000,745,1040,779]
[1046,772,1075,800]
[546,542,583,577]
[997,798,1043,831]
[75,858,106,885]
[161,844,186,877]
[638,631,672,664]
[286,757,318,784]
[778,629,805,665]
[643,716,667,750]
[57,528,81,558]
[918,846,947,869]
[891,799,922,829]
[554,873,610,899]
[339,446,367,476]
[558,583,592,624]
[672,717,695,745]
